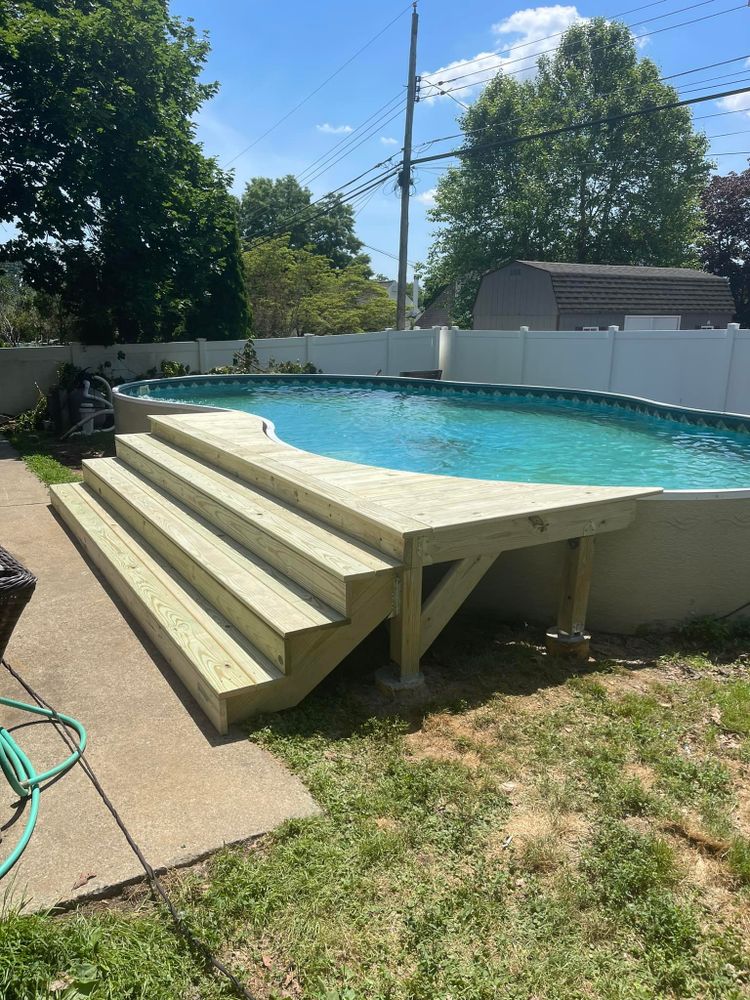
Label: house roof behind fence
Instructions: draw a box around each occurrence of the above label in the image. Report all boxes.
[516,260,735,315]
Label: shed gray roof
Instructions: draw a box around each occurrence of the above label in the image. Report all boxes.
[517,261,735,314]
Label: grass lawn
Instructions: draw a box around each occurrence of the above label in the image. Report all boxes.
[1,619,749,999]
[3,428,116,485]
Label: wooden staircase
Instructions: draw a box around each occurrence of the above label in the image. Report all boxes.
[50,420,399,734]
[50,410,660,734]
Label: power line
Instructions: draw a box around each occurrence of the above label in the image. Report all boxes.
[425,82,471,112]
[413,53,750,153]
[419,0,685,80]
[410,83,750,165]
[424,2,748,99]
[414,127,750,180]
[223,3,413,168]
[697,106,750,122]
[297,92,404,184]
[361,242,418,267]
[303,104,405,186]
[352,183,385,217]
[414,117,750,184]
[423,0,728,94]
[246,166,403,251]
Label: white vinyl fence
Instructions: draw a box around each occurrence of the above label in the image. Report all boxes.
[439,324,750,414]
[2,323,749,416]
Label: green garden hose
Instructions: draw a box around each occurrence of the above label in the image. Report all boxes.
[0,695,86,879]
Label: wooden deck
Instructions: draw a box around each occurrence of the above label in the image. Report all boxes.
[51,410,660,732]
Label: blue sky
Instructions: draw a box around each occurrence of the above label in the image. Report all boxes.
[171,0,750,281]
[49,2,750,284]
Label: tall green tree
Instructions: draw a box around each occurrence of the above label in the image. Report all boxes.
[237,175,365,269]
[701,165,750,327]
[0,0,249,345]
[244,237,394,337]
[425,20,711,324]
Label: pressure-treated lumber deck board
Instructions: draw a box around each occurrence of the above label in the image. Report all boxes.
[50,484,283,698]
[149,416,425,558]
[83,458,344,637]
[115,434,398,578]
[150,411,660,550]
[50,408,662,734]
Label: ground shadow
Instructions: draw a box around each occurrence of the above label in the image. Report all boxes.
[243,613,671,746]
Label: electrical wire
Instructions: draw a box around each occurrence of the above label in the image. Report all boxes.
[413,53,750,153]
[223,2,413,168]
[302,105,405,186]
[424,0,727,93]
[361,242,418,267]
[409,83,750,165]
[422,2,748,99]
[246,166,402,250]
[418,0,689,79]
[297,92,405,184]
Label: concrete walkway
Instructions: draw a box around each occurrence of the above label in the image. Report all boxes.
[0,441,318,910]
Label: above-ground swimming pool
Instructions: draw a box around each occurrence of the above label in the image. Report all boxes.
[117,375,750,491]
[113,373,750,631]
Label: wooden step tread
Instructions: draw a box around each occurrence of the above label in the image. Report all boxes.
[148,413,424,557]
[83,458,346,638]
[117,433,398,577]
[50,483,283,698]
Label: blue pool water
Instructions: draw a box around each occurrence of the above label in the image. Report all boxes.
[139,379,750,490]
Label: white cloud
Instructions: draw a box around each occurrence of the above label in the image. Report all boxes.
[316,122,353,134]
[415,187,438,206]
[380,136,399,146]
[420,5,583,103]
[717,59,750,118]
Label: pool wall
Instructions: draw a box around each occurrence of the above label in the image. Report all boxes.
[466,492,750,632]
[112,376,750,634]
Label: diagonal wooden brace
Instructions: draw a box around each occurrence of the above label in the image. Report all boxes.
[387,548,499,686]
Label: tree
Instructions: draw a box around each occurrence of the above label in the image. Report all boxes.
[0,0,249,345]
[237,176,365,269]
[424,20,711,324]
[243,237,395,337]
[700,165,750,327]
[0,263,69,345]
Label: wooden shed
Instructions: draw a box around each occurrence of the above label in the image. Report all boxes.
[472,260,736,331]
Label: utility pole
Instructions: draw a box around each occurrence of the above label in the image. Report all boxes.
[396,1,419,331]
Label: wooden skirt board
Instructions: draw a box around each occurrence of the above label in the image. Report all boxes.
[49,410,660,731]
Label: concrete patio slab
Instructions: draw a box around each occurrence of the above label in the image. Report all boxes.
[0,442,319,911]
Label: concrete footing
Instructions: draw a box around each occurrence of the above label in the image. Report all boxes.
[375,665,427,698]
[544,627,591,660]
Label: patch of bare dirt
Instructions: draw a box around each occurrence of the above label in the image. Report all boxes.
[622,762,657,790]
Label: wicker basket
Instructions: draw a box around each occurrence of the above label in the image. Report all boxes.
[0,546,36,662]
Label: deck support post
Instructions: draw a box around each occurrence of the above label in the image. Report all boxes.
[377,544,426,695]
[545,536,595,659]
[378,549,501,696]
